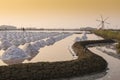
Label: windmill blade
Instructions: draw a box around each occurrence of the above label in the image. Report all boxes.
[97,23,102,27]
[97,24,102,30]
[105,22,110,24]
[100,15,103,21]
[96,19,101,22]
[104,17,109,21]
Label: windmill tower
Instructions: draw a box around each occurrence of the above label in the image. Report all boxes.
[96,15,110,30]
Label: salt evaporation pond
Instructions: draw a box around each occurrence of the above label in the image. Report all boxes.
[0,31,120,80]
[0,31,100,65]
[24,33,94,63]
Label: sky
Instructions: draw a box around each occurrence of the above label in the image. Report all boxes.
[0,0,120,29]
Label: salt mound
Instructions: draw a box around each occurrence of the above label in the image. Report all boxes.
[24,37,31,43]
[46,37,55,46]
[81,35,87,41]
[23,43,39,61]
[81,31,88,41]
[31,41,41,50]
[1,45,28,64]
[74,37,81,42]
[7,35,13,41]
[18,38,26,45]
[0,40,12,50]
[53,33,69,42]
[11,39,20,46]
[0,37,7,42]
[53,35,63,42]
[30,37,36,42]
[0,44,2,50]
[38,40,46,47]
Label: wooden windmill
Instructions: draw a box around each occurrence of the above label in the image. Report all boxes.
[96,15,110,30]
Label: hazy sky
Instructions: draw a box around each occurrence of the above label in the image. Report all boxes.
[0,0,120,29]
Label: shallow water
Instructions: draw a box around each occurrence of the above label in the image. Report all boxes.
[87,47,120,80]
[23,34,101,63]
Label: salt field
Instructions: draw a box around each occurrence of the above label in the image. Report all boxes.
[0,31,73,65]
[0,31,120,80]
[0,31,101,65]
